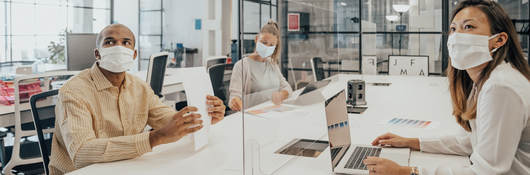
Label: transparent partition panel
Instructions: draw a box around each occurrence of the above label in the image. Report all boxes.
[241,0,352,174]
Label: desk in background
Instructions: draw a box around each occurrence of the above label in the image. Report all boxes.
[0,66,228,128]
[0,67,186,129]
[69,74,469,175]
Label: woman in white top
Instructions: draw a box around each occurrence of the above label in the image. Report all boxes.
[228,20,292,111]
[363,0,530,175]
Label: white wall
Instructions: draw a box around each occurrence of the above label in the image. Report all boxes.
[163,0,206,63]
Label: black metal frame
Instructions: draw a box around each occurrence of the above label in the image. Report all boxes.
[29,89,59,175]
[442,0,449,75]
[239,0,279,58]
[273,0,447,79]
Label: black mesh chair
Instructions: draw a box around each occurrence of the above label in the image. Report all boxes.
[29,89,59,175]
[208,63,235,115]
[311,57,343,81]
[311,57,326,81]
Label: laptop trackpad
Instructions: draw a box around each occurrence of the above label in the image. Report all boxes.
[380,148,410,166]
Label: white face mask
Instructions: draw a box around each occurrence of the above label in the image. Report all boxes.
[256,41,276,59]
[97,46,135,73]
[447,32,500,70]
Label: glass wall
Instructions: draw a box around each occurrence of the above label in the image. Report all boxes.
[138,0,162,70]
[242,0,278,55]
[0,0,112,64]
[237,0,529,91]
[280,0,445,89]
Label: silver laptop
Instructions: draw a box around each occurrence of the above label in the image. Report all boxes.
[324,90,410,174]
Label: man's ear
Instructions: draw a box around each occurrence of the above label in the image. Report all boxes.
[133,50,138,60]
[94,48,101,60]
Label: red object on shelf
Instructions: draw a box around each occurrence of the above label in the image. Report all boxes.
[0,80,42,106]
[0,85,14,105]
[288,13,300,32]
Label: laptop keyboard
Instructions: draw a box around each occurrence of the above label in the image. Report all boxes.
[330,147,342,160]
[344,147,382,170]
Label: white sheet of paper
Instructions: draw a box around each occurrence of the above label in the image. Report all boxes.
[181,67,214,150]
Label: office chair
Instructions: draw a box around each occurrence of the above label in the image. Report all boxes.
[208,64,228,102]
[208,63,234,115]
[29,89,59,175]
[3,71,77,175]
[146,52,169,98]
[204,56,227,71]
[311,57,326,81]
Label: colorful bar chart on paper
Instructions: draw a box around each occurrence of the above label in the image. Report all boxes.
[386,117,433,128]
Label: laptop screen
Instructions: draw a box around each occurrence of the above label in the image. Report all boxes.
[300,79,331,96]
[324,90,351,169]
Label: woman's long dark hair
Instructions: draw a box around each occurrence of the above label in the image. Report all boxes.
[447,0,530,131]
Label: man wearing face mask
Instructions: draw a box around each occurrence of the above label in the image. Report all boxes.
[48,24,226,174]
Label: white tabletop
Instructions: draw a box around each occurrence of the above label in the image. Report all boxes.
[69,74,469,175]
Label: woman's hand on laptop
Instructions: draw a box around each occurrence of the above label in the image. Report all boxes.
[371,133,420,151]
[364,157,412,175]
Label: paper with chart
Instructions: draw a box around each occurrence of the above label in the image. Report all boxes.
[379,117,438,129]
[181,67,214,150]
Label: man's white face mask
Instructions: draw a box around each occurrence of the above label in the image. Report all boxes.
[447,32,501,70]
[97,46,135,73]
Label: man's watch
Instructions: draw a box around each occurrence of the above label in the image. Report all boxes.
[410,166,419,175]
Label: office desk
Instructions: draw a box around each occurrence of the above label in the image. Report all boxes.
[0,66,228,128]
[131,68,185,95]
[69,74,470,175]
[0,68,188,128]
[131,67,231,96]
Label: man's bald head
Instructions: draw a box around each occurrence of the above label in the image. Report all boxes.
[96,24,136,48]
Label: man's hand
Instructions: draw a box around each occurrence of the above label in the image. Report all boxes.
[229,96,242,111]
[149,106,203,148]
[207,95,225,125]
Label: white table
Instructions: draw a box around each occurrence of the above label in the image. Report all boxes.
[69,74,470,175]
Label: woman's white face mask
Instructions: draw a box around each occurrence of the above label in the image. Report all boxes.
[256,41,276,59]
[447,32,501,70]
[97,46,135,73]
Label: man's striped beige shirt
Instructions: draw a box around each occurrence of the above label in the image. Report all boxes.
[49,63,176,174]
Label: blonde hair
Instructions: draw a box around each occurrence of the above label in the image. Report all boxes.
[448,0,530,132]
[260,19,281,64]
